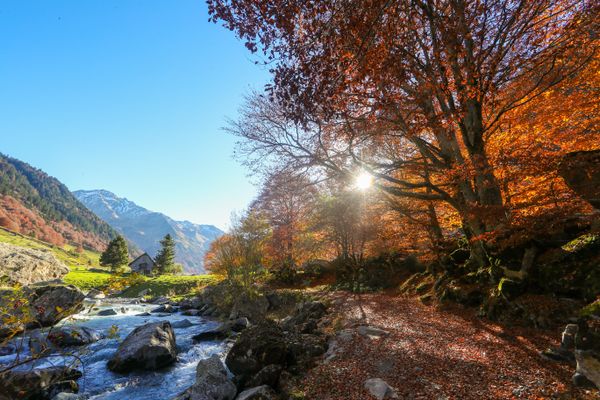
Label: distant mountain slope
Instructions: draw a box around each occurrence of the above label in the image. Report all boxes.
[73,190,223,274]
[0,154,118,250]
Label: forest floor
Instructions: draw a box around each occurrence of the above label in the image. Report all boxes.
[298,292,598,400]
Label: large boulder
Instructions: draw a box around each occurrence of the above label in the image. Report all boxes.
[225,322,288,381]
[245,365,283,389]
[179,296,204,310]
[193,324,231,342]
[229,293,269,323]
[559,150,600,210]
[193,318,250,342]
[235,385,278,400]
[0,366,82,400]
[48,326,103,347]
[173,354,237,400]
[281,301,326,333]
[575,350,600,389]
[364,378,398,400]
[225,320,327,384]
[107,321,177,373]
[572,321,600,389]
[27,285,85,328]
[0,242,69,285]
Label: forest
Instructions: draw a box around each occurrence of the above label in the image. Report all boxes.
[201,0,600,396]
[205,0,599,302]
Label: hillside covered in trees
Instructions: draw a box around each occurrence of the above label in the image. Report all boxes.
[0,154,117,250]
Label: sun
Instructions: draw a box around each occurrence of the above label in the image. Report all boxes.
[354,171,373,190]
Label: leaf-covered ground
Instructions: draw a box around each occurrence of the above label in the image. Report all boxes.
[298,293,597,400]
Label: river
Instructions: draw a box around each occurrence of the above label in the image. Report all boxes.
[0,299,227,399]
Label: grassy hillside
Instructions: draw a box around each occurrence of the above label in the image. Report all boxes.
[0,227,220,296]
[0,153,118,250]
[0,227,102,269]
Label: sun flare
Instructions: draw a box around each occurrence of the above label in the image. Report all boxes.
[354,171,373,190]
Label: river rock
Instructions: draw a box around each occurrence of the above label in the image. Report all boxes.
[0,366,82,400]
[182,308,201,316]
[136,312,152,316]
[150,296,171,305]
[235,385,278,400]
[26,285,85,327]
[230,317,250,332]
[180,297,204,310]
[152,304,176,313]
[171,319,195,329]
[52,393,85,400]
[364,378,398,400]
[0,242,70,286]
[86,289,105,299]
[193,324,231,342]
[97,308,118,316]
[48,326,103,347]
[173,354,236,400]
[107,321,177,373]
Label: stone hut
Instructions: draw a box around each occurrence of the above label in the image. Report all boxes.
[129,253,155,275]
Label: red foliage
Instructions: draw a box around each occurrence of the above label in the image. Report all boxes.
[300,293,590,399]
[0,195,107,251]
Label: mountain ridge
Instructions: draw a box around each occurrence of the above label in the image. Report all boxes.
[0,153,118,250]
[73,189,223,274]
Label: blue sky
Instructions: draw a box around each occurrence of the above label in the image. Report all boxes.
[0,1,269,230]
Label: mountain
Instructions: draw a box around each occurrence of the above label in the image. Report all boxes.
[73,189,223,274]
[0,154,118,250]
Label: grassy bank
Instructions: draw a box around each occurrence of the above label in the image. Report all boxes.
[63,266,114,291]
[64,266,221,298]
[117,274,221,298]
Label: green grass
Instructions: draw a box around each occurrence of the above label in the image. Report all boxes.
[118,274,222,298]
[0,227,221,298]
[63,266,114,291]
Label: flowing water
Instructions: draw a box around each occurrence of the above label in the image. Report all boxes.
[0,299,227,400]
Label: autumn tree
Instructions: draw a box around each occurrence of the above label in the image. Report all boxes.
[316,183,379,265]
[204,210,271,287]
[252,170,322,276]
[210,0,598,266]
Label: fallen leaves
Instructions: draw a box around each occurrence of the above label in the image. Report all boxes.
[298,293,596,400]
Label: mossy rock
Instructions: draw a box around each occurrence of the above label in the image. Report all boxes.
[449,248,470,265]
[440,280,484,306]
[419,293,433,304]
[580,300,600,318]
[498,278,525,299]
[562,233,600,255]
[415,281,431,294]
[582,268,600,301]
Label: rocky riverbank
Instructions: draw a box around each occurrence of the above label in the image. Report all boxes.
[0,280,332,400]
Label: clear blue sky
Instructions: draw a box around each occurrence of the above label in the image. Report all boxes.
[0,1,269,231]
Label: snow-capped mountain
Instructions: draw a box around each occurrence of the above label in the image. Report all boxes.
[73,189,223,274]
